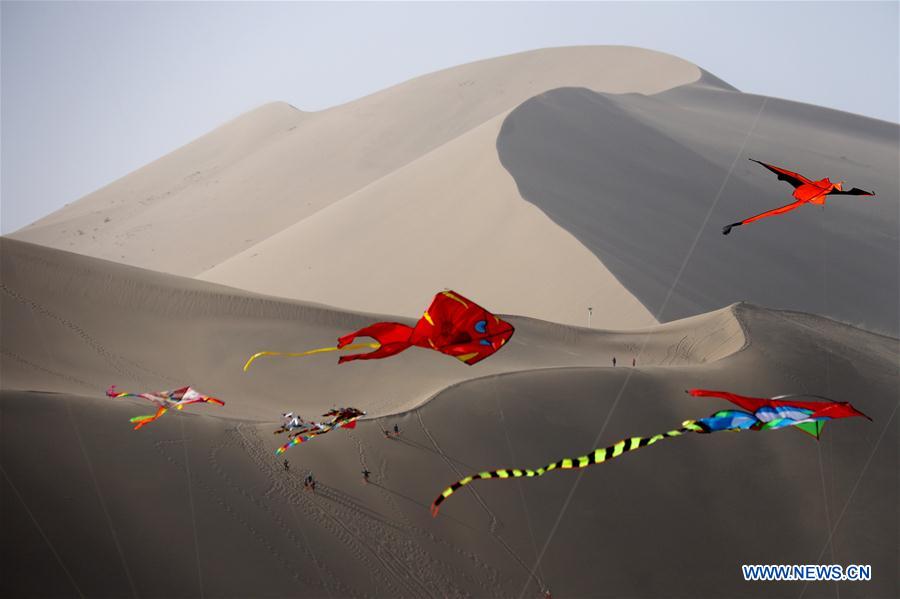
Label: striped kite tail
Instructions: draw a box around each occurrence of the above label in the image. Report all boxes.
[274,434,310,455]
[107,386,144,401]
[130,406,168,430]
[430,420,705,517]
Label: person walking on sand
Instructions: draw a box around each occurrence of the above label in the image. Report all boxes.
[632,357,636,367]
[362,468,370,483]
[612,356,616,367]
[283,459,290,472]
[393,424,400,437]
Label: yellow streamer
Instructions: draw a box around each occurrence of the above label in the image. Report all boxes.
[243,342,381,371]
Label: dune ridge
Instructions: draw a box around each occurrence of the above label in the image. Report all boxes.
[1,243,895,597]
[9,46,708,329]
[10,47,699,269]
[1,237,745,421]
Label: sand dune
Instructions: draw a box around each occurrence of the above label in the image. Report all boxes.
[9,46,703,330]
[14,48,895,336]
[196,112,658,329]
[1,237,742,420]
[2,294,895,597]
[9,48,698,315]
[497,77,899,335]
[2,45,897,598]
[12,46,896,336]
[2,237,896,597]
[196,68,898,334]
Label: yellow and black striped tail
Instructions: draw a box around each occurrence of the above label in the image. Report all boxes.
[430,421,704,517]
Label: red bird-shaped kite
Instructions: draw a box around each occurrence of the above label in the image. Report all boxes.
[243,290,515,370]
[722,159,875,235]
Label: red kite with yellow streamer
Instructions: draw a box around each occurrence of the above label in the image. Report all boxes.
[243,290,514,370]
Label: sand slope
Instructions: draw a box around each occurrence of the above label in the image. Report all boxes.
[1,237,741,420]
[196,112,658,328]
[12,47,700,328]
[195,71,899,333]
[14,47,895,336]
[496,77,900,336]
[2,303,895,598]
[8,47,700,275]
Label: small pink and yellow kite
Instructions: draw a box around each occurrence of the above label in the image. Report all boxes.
[106,385,225,430]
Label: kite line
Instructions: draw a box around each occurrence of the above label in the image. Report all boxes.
[0,465,85,598]
[798,395,900,599]
[517,95,770,599]
[180,415,205,598]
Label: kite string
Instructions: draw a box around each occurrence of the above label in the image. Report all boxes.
[797,397,899,599]
[492,380,546,592]
[818,195,839,599]
[816,442,838,599]
[517,95,770,599]
[22,283,138,597]
[180,415,205,598]
[0,465,85,598]
[64,400,139,598]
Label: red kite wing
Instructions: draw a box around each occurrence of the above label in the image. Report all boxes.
[688,389,871,421]
[750,159,813,188]
[829,187,876,197]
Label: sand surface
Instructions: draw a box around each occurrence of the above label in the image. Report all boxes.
[2,302,895,597]
[1,237,742,421]
[2,237,897,597]
[12,49,896,336]
[497,74,899,336]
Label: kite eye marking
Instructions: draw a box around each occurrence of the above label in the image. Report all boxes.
[474,320,487,333]
[479,339,491,346]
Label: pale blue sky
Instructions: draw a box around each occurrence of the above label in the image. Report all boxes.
[2,1,897,234]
